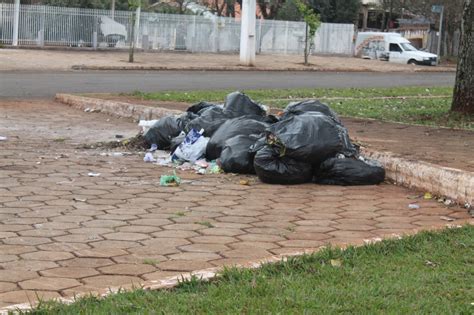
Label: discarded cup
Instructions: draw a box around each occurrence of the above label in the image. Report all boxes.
[143,152,155,163]
[87,172,101,177]
[408,203,420,210]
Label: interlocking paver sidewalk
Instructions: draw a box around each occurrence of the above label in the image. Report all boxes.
[0,100,471,308]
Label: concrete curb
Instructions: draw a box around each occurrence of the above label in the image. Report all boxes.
[55,94,181,120]
[55,93,473,206]
[70,64,456,73]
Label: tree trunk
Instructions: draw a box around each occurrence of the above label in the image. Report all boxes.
[129,12,136,63]
[304,22,309,66]
[451,0,473,114]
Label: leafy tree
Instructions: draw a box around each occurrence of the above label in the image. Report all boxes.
[275,0,302,21]
[451,0,473,114]
[309,0,360,24]
[295,0,320,65]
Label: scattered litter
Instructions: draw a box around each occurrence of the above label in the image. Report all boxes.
[425,260,437,267]
[87,172,101,177]
[407,194,422,200]
[84,108,91,112]
[143,152,155,163]
[330,259,342,267]
[195,160,209,168]
[423,192,432,200]
[160,171,181,187]
[0,136,7,141]
[115,134,124,139]
[440,216,455,222]
[408,203,420,210]
[444,199,453,206]
[73,197,87,202]
[196,168,206,175]
[36,161,41,165]
[172,129,209,163]
[149,144,158,152]
[239,179,250,186]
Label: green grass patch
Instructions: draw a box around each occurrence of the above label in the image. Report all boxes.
[131,86,453,103]
[26,225,474,314]
[130,86,473,130]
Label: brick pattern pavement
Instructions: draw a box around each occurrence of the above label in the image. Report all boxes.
[0,100,471,308]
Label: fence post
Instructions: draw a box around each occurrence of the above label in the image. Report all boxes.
[93,15,98,49]
[38,6,45,47]
[192,15,196,52]
[12,0,20,46]
[134,6,141,48]
[284,21,289,55]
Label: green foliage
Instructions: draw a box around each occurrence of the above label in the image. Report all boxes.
[310,0,361,23]
[295,0,320,38]
[128,0,140,10]
[25,226,474,314]
[275,0,302,21]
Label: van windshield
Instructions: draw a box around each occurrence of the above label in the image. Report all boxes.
[400,43,418,51]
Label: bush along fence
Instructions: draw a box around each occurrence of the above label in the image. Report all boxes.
[0,3,355,55]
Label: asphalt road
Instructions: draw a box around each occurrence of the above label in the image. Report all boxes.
[0,70,455,98]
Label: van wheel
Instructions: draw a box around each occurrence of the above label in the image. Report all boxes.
[408,59,418,65]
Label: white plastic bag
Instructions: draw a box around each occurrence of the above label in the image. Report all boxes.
[172,129,209,163]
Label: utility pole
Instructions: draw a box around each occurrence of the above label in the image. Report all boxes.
[239,0,256,66]
[111,0,115,19]
[432,5,444,63]
[12,0,20,46]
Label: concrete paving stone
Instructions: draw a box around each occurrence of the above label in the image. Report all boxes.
[211,222,253,229]
[117,225,162,233]
[38,242,91,252]
[209,258,258,267]
[372,229,416,237]
[20,251,75,261]
[141,270,182,281]
[198,200,239,207]
[278,240,327,248]
[222,248,271,259]
[98,263,156,276]
[270,247,319,256]
[251,221,295,229]
[0,270,38,283]
[157,260,213,272]
[230,241,280,251]
[333,224,375,231]
[222,209,265,217]
[0,232,18,239]
[216,216,258,224]
[0,208,29,215]
[151,230,199,239]
[179,243,230,253]
[376,222,417,229]
[34,222,80,230]
[297,213,342,220]
[339,211,381,219]
[82,275,143,288]
[89,240,141,249]
[1,217,47,225]
[17,228,67,237]
[328,230,377,241]
[96,214,138,221]
[129,219,172,227]
[103,232,150,241]
[237,233,286,242]
[40,267,100,278]
[0,282,18,294]
[285,232,333,241]
[111,254,167,265]
[60,257,114,268]
[82,219,127,228]
[162,223,208,231]
[19,277,81,291]
[0,260,59,272]
[189,236,238,244]
[0,224,34,232]
[141,237,190,248]
[0,290,61,304]
[3,236,52,246]
[167,252,221,261]
[0,255,19,263]
[53,233,103,243]
[49,215,93,223]
[71,189,110,196]
[199,228,244,237]
[447,211,471,219]
[73,248,128,258]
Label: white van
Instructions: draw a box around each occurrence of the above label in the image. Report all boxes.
[355,32,438,66]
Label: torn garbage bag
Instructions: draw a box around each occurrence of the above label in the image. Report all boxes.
[223,91,266,117]
[186,101,217,114]
[170,132,186,153]
[205,116,268,160]
[266,113,346,164]
[314,157,385,186]
[254,145,313,185]
[144,112,197,149]
[172,129,209,163]
[281,100,341,123]
[219,134,261,174]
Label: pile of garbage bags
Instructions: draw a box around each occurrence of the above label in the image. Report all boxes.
[141,91,385,186]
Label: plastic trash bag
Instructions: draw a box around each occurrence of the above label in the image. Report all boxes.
[254,145,313,185]
[187,101,217,114]
[219,135,261,174]
[186,106,228,137]
[266,113,345,164]
[205,116,268,160]
[281,100,341,123]
[143,112,197,149]
[170,132,186,153]
[314,157,385,186]
[172,129,209,163]
[223,91,266,117]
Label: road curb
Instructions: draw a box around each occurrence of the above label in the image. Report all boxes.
[55,93,473,206]
[70,64,456,73]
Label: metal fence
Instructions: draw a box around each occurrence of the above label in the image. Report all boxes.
[0,3,355,55]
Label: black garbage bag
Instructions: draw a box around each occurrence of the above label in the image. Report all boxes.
[205,116,268,160]
[185,106,228,137]
[281,100,340,123]
[220,135,261,174]
[266,113,345,164]
[223,91,266,117]
[170,132,186,153]
[186,101,217,115]
[144,112,198,149]
[314,157,385,186]
[254,145,313,185]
